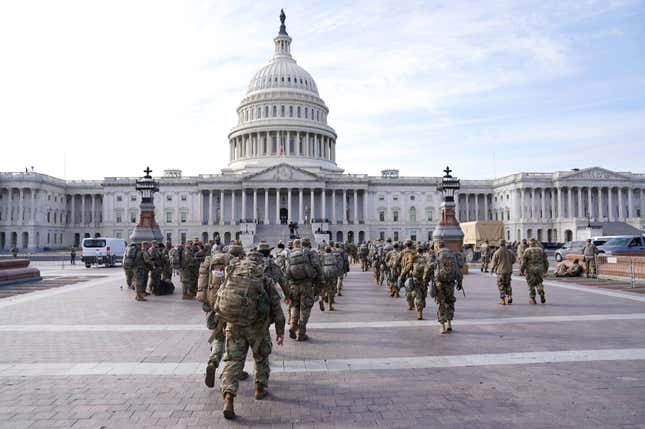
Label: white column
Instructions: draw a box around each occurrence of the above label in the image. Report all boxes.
[241,189,246,222]
[628,188,634,218]
[332,190,336,224]
[474,194,480,220]
[465,194,471,221]
[362,190,368,223]
[253,189,258,223]
[342,190,348,223]
[566,187,572,219]
[598,188,603,220]
[531,189,537,220]
[209,191,214,224]
[91,194,96,225]
[287,188,292,223]
[556,187,561,219]
[6,188,12,224]
[80,195,85,225]
[264,189,269,225]
[276,188,281,224]
[618,187,624,220]
[608,187,613,221]
[484,194,489,220]
[231,190,236,224]
[70,194,75,226]
[520,189,525,220]
[219,190,224,225]
[298,188,304,223]
[18,189,24,225]
[577,188,583,218]
[588,188,593,219]
[539,189,545,220]
[31,190,36,224]
[322,189,327,222]
[641,189,645,219]
[353,190,358,224]
[310,188,315,222]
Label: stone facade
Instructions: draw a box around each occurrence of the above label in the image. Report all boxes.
[1,18,644,250]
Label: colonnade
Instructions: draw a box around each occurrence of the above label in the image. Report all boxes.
[201,187,367,226]
[230,131,336,162]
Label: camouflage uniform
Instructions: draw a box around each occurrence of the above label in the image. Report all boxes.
[320,247,340,311]
[521,239,549,303]
[517,239,528,275]
[480,241,491,272]
[161,241,173,281]
[220,260,286,412]
[335,244,349,296]
[180,244,198,299]
[133,242,150,301]
[123,243,138,290]
[582,240,599,278]
[399,242,417,311]
[490,240,516,304]
[432,244,460,332]
[147,241,162,294]
[286,240,319,341]
[386,244,402,297]
[359,243,369,272]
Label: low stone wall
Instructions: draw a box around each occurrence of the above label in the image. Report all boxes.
[566,254,645,279]
[0,259,42,285]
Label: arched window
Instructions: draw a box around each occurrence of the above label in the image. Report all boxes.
[410,207,417,223]
[281,105,285,117]
[297,106,301,118]
[272,105,277,117]
[289,106,293,117]
[256,107,261,118]
[265,106,269,117]
[305,107,308,118]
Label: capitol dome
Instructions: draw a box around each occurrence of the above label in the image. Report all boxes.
[227,11,340,174]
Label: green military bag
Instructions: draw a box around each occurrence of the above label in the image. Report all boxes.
[215,259,269,326]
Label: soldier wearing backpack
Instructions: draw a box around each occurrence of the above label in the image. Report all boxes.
[386,242,402,298]
[148,240,163,295]
[217,257,285,419]
[133,242,151,301]
[161,240,173,281]
[180,241,199,299]
[490,239,516,305]
[285,239,319,341]
[123,242,138,290]
[399,240,417,311]
[320,246,339,311]
[335,243,349,296]
[432,241,460,334]
[359,243,369,272]
[521,238,549,304]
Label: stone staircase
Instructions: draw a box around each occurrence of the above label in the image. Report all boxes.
[254,223,316,246]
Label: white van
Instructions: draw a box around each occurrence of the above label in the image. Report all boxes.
[81,237,126,268]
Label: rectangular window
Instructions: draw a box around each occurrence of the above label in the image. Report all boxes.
[166,212,172,223]
[181,211,187,223]
[116,195,122,202]
[166,195,172,201]
[116,214,122,224]
[378,195,385,201]
[393,231,399,241]
[379,211,385,222]
[181,232,187,244]
[166,232,172,241]
[181,195,187,201]
[379,231,385,241]
[130,213,136,223]
[393,211,399,222]
[130,195,137,202]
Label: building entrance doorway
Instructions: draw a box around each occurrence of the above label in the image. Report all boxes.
[280,208,288,224]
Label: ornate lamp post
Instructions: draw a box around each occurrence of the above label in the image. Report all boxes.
[129,167,164,243]
[432,166,464,252]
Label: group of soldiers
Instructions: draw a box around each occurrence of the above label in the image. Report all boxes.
[188,236,350,419]
[366,238,464,333]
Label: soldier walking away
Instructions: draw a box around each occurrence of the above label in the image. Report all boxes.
[133,242,149,301]
[285,239,319,341]
[180,241,198,299]
[386,242,402,297]
[161,240,173,281]
[70,248,76,265]
[217,257,285,419]
[320,246,339,311]
[404,244,432,320]
[517,239,528,276]
[399,240,417,311]
[490,239,516,305]
[522,238,549,304]
[480,240,491,272]
[123,242,138,289]
[359,242,369,271]
[335,243,349,296]
[432,241,460,334]
[147,240,163,295]
[582,238,599,278]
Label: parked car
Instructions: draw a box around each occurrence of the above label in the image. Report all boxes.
[81,237,126,268]
[598,235,645,256]
[555,241,585,262]
[591,236,613,246]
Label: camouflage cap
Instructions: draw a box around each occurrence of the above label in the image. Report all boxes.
[404,239,413,248]
[293,239,302,247]
[529,238,538,245]
[500,239,506,246]
[257,241,272,252]
[302,238,312,247]
[150,240,158,245]
[141,241,149,245]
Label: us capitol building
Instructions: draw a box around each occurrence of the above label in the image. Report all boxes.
[1,15,644,251]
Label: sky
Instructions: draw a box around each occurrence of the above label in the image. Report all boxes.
[0,0,644,180]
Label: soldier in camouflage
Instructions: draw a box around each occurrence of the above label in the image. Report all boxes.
[386,242,402,297]
[133,241,151,301]
[432,241,460,334]
[147,240,162,295]
[480,240,491,273]
[399,240,417,311]
[285,239,319,341]
[123,242,138,290]
[490,239,516,305]
[521,238,549,304]
[180,241,199,299]
[161,240,173,281]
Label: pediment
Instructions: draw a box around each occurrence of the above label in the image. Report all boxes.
[562,167,630,181]
[244,164,321,182]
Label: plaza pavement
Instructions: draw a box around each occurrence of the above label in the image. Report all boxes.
[0,262,644,428]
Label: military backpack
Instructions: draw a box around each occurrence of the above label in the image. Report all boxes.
[287,248,315,280]
[321,252,339,281]
[436,250,458,283]
[214,259,269,326]
[123,245,137,269]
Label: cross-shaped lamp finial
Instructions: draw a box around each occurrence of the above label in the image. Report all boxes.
[143,166,152,177]
[443,166,452,177]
